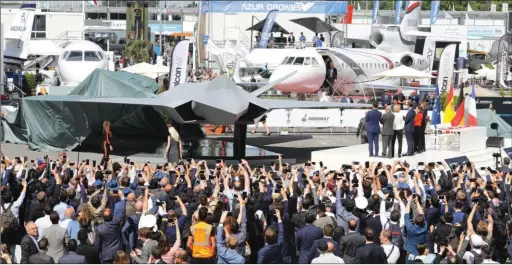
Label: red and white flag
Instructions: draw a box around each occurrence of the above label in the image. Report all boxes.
[467,84,478,126]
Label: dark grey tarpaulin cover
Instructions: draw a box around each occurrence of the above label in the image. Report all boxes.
[1,69,202,152]
[290,17,339,33]
[2,70,369,152]
[246,19,290,34]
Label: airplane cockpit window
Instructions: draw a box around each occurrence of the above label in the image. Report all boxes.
[285,57,295,65]
[66,51,83,61]
[281,57,289,65]
[84,51,101,61]
[293,57,304,65]
[312,58,319,66]
[96,51,104,60]
[304,57,311,65]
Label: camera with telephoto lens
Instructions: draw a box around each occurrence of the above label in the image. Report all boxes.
[493,153,501,158]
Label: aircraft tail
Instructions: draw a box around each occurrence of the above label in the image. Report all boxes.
[400,1,421,35]
[4,2,37,65]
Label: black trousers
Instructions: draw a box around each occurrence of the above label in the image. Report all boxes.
[414,126,422,153]
[419,126,426,152]
[392,129,403,157]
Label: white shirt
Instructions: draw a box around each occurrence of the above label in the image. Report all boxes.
[59,219,71,230]
[382,244,400,264]
[35,215,52,240]
[312,253,344,264]
[393,112,405,130]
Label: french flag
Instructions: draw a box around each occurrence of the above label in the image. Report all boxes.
[467,84,478,126]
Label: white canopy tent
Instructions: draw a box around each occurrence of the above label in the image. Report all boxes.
[373,65,436,79]
[121,62,169,79]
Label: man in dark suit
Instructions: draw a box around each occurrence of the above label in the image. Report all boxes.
[355,228,388,264]
[122,200,143,252]
[356,114,368,144]
[257,209,285,264]
[296,211,324,264]
[326,62,337,95]
[366,101,383,157]
[21,222,40,264]
[340,219,365,264]
[380,105,395,158]
[409,90,420,106]
[340,91,353,103]
[28,238,54,264]
[404,100,417,156]
[94,201,126,263]
[308,224,341,263]
[380,90,393,108]
[58,239,86,264]
[76,229,100,264]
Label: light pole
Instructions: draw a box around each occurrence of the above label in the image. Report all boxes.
[160,1,164,57]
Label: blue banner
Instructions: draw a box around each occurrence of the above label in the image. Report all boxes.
[372,0,379,24]
[258,10,278,48]
[430,0,440,25]
[394,0,402,24]
[432,85,441,126]
[203,34,209,45]
[202,1,347,14]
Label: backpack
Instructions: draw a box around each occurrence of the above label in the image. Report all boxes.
[385,219,404,248]
[470,250,484,264]
[0,203,19,233]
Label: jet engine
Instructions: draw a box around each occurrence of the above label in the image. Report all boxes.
[369,30,400,50]
[399,52,429,71]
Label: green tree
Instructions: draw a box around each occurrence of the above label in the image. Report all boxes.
[124,39,153,64]
[499,88,506,97]
[22,73,36,95]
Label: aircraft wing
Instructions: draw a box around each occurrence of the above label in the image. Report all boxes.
[27,40,65,56]
[404,31,483,40]
[261,99,371,110]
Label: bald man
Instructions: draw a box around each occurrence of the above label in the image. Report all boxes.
[95,205,126,263]
[381,105,395,158]
[175,249,188,264]
[122,200,144,251]
[311,241,344,263]
[59,207,80,241]
[21,222,40,264]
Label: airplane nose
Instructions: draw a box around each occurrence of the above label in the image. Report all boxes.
[269,67,296,85]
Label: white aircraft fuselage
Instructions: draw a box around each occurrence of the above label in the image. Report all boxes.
[56,40,108,86]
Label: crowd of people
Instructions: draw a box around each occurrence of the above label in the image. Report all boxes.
[0,147,511,264]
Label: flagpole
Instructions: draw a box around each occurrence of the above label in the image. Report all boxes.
[160,1,163,58]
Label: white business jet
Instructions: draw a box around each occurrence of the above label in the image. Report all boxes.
[261,1,481,96]
[56,40,108,86]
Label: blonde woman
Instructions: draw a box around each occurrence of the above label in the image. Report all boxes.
[164,123,182,164]
[101,121,113,167]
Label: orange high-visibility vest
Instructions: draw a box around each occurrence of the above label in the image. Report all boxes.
[190,221,214,258]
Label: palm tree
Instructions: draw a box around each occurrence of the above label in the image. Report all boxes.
[124,39,153,63]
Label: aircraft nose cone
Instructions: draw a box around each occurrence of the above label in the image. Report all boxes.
[270,67,297,92]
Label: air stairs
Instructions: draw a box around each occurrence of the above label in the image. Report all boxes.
[24,31,83,70]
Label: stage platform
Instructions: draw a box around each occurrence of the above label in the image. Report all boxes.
[72,137,287,166]
[312,138,512,170]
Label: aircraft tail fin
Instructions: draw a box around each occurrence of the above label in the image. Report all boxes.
[400,1,421,35]
[4,3,37,62]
